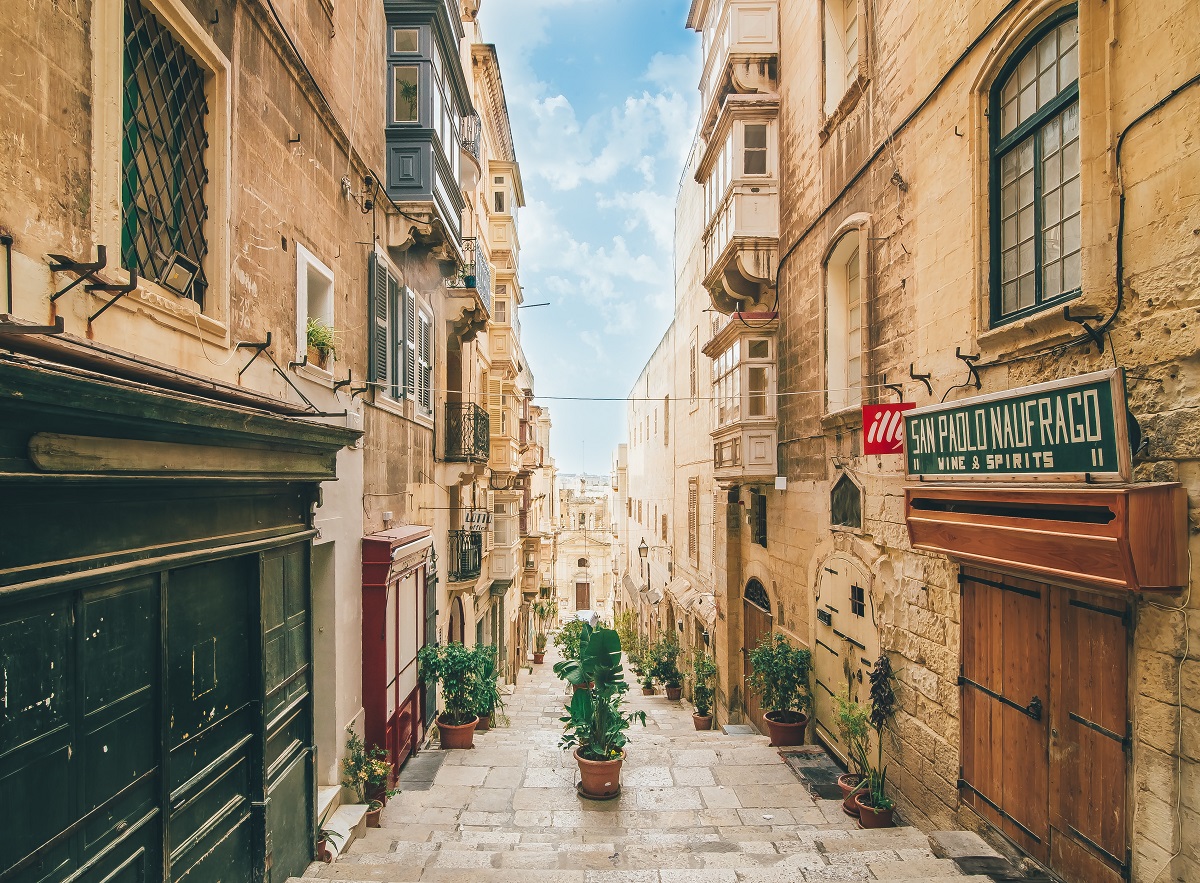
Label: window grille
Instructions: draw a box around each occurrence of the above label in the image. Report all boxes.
[122,0,210,305]
[850,583,866,617]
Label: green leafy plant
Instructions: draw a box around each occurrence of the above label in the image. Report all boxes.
[553,619,587,665]
[418,642,482,726]
[649,634,683,688]
[471,643,505,722]
[614,609,639,651]
[533,598,558,654]
[746,632,813,724]
[555,625,647,760]
[692,652,717,717]
[854,653,898,811]
[306,316,338,361]
[832,688,872,779]
[340,726,391,803]
[640,671,655,691]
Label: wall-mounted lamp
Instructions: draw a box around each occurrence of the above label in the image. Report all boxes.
[160,251,200,299]
[637,538,648,560]
[702,629,710,646]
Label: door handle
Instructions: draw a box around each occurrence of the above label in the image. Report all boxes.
[1026,695,1043,721]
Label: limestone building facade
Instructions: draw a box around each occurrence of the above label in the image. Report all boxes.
[621,2,1200,882]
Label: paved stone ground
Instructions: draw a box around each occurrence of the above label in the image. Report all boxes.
[306,648,990,882]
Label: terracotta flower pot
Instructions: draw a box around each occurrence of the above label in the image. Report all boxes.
[665,685,683,700]
[366,806,382,827]
[692,713,713,730]
[574,748,624,799]
[854,792,895,828]
[533,652,546,664]
[763,711,808,747]
[641,686,655,696]
[838,774,864,817]
[476,713,491,732]
[572,681,594,693]
[438,715,478,749]
[317,838,335,863]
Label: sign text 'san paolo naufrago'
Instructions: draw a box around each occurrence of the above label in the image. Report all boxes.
[903,370,1133,481]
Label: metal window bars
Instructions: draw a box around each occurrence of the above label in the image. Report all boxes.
[461,113,481,163]
[121,0,210,306]
[448,530,483,582]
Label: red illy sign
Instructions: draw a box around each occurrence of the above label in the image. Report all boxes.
[863,403,916,455]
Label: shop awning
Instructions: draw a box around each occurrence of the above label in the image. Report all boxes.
[664,576,716,627]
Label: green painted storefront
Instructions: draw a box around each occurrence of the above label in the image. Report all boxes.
[0,354,358,883]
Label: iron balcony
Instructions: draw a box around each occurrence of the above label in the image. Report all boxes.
[448,529,483,582]
[445,236,492,314]
[445,402,490,462]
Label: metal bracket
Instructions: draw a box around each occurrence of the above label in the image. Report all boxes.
[881,373,905,402]
[49,245,108,302]
[1063,306,1106,353]
[909,363,933,396]
[0,314,66,335]
[288,353,308,370]
[350,383,372,400]
[236,332,272,378]
[955,347,982,391]
[86,269,140,323]
[333,369,354,393]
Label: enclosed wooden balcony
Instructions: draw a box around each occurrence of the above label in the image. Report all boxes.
[689,0,779,138]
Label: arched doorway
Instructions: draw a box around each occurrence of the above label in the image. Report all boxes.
[741,578,773,733]
[448,595,465,644]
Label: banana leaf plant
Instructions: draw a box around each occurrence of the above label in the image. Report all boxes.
[555,625,646,761]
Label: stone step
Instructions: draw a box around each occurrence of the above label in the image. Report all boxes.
[321,803,369,863]
[317,785,342,827]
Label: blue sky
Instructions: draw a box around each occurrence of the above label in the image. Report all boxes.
[477,0,700,475]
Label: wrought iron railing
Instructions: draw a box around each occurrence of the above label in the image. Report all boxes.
[461,113,481,163]
[448,530,483,582]
[445,403,490,462]
[445,237,492,314]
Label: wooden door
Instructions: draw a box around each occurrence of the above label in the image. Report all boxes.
[812,555,878,761]
[960,568,1050,861]
[741,579,773,734]
[1049,590,1128,883]
[576,582,590,610]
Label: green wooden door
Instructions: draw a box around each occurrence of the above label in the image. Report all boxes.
[1,577,161,883]
[261,544,314,882]
[166,558,255,882]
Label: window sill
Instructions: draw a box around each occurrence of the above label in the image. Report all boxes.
[294,360,335,388]
[977,296,1087,360]
[818,74,868,145]
[821,406,863,432]
[98,271,228,345]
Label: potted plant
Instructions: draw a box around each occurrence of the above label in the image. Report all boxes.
[691,652,717,730]
[316,827,343,863]
[746,632,813,746]
[853,654,898,828]
[366,798,383,828]
[640,669,656,695]
[532,598,558,664]
[418,642,481,749]
[556,625,647,798]
[305,316,338,368]
[651,635,684,700]
[554,620,592,690]
[471,643,505,731]
[832,688,872,817]
[341,726,392,807]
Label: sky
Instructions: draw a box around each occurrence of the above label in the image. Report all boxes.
[477,0,701,475]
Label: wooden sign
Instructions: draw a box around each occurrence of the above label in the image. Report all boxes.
[903,370,1132,481]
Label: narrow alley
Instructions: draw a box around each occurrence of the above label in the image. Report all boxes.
[305,648,993,882]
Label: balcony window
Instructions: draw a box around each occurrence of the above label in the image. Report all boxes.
[825,231,862,413]
[392,66,418,122]
[713,335,774,427]
[392,28,418,53]
[824,0,860,115]
[744,124,768,175]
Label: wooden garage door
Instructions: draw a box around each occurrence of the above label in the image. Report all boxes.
[961,568,1128,883]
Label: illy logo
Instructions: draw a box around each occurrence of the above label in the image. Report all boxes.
[862,403,916,455]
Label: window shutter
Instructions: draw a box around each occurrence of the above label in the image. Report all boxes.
[487,377,503,435]
[404,288,417,399]
[368,252,390,385]
[689,337,697,402]
[418,312,432,414]
[388,274,401,399]
[688,478,699,565]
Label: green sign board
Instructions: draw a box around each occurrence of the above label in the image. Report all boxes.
[904,370,1131,481]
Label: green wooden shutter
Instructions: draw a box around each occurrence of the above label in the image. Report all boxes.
[418,312,432,414]
[388,274,401,400]
[368,252,390,386]
[403,288,417,400]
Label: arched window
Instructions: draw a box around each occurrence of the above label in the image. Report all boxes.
[577,557,588,568]
[990,10,1080,324]
[825,231,862,413]
[831,472,862,529]
[745,578,771,613]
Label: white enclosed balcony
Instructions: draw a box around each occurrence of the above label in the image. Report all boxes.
[688,0,779,138]
[702,313,779,487]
